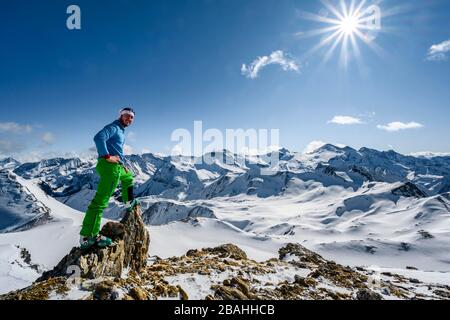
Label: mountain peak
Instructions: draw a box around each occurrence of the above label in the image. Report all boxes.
[314,143,352,153]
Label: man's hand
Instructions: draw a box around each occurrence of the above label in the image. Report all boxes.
[105,155,121,164]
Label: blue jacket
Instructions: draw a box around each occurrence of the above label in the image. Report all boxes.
[94,120,126,163]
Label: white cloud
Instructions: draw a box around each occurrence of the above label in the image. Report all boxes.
[410,151,450,158]
[303,140,327,154]
[328,115,363,125]
[0,122,33,134]
[41,132,55,145]
[241,50,300,79]
[377,121,424,132]
[426,39,450,61]
[123,144,134,155]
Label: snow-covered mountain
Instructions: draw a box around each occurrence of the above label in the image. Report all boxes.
[1,145,450,297]
[0,158,20,171]
[9,144,450,207]
[0,170,51,233]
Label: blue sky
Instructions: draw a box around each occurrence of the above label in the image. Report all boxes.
[1,0,450,161]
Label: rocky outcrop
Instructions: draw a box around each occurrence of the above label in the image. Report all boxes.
[350,166,374,181]
[36,205,149,282]
[36,241,125,281]
[2,241,450,300]
[120,208,150,271]
[392,182,427,198]
[356,289,383,300]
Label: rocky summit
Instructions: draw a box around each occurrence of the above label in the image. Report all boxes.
[33,205,149,283]
[1,220,449,300]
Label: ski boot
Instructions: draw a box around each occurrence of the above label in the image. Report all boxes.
[80,235,113,249]
[126,198,140,212]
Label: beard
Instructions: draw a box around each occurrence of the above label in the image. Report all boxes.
[119,118,130,127]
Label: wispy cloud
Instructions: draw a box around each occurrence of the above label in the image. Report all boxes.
[241,50,300,79]
[0,122,33,134]
[377,121,424,132]
[426,39,450,61]
[410,151,450,158]
[41,132,55,145]
[303,140,326,154]
[328,115,363,125]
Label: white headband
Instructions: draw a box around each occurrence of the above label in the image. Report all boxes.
[119,110,135,117]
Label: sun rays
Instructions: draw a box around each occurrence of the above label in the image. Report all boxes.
[298,0,386,69]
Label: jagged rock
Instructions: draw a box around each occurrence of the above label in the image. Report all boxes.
[392,182,427,198]
[213,285,250,300]
[0,277,69,300]
[186,249,201,257]
[278,243,325,266]
[177,285,189,300]
[93,280,120,300]
[100,222,125,241]
[37,242,125,281]
[121,206,150,271]
[204,244,247,260]
[294,275,317,287]
[399,242,411,252]
[350,166,374,181]
[356,289,383,300]
[230,277,251,296]
[316,163,338,177]
[128,287,149,300]
[434,289,450,299]
[418,230,434,239]
[36,205,149,282]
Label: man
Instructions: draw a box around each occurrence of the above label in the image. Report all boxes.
[79,107,138,249]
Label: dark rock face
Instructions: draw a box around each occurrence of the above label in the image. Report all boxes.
[392,182,427,198]
[100,222,125,242]
[36,205,149,282]
[203,244,248,260]
[279,243,325,266]
[93,280,121,300]
[356,289,383,300]
[350,166,374,182]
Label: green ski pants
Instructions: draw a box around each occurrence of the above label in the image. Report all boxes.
[80,158,134,237]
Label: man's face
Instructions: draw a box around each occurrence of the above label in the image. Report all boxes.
[120,114,134,127]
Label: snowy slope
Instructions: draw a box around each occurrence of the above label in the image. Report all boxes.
[0,170,51,232]
[0,174,85,293]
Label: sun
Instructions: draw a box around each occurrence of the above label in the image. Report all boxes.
[298,0,385,68]
[340,15,359,35]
